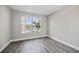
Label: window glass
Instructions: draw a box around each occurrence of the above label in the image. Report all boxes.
[21,16,41,34]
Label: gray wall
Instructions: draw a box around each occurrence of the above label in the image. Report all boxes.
[11,10,48,40]
[0,6,11,50]
[48,6,79,48]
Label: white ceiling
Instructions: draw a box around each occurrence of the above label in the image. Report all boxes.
[9,5,65,15]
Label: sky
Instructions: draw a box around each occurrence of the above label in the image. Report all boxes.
[25,17,33,25]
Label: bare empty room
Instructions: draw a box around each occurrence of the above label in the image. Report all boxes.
[0,5,79,53]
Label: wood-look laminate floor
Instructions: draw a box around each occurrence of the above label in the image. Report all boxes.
[2,37,79,53]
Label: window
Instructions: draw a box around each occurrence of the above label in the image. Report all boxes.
[21,16,41,34]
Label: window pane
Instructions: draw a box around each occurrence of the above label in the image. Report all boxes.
[21,16,41,34]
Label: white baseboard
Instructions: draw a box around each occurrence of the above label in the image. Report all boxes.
[48,35,79,51]
[1,35,79,52]
[0,41,12,52]
[11,35,48,42]
[0,35,47,52]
